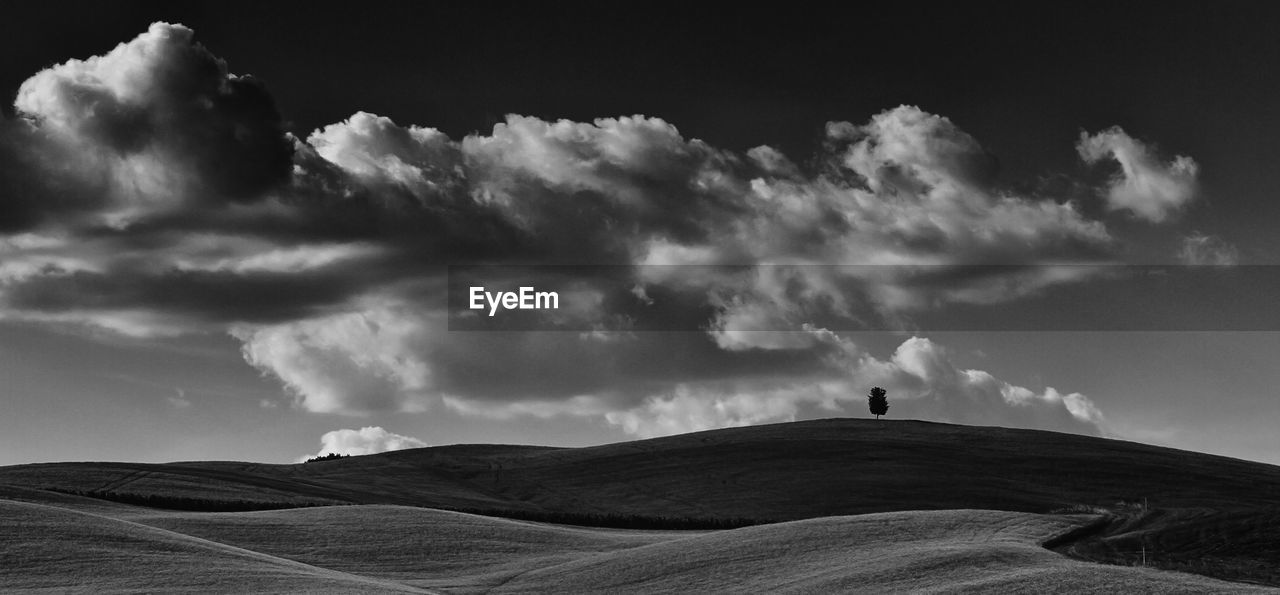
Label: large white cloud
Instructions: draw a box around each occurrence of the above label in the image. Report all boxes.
[1078,127,1199,223]
[0,22,1195,438]
[298,426,427,462]
[193,103,1122,419]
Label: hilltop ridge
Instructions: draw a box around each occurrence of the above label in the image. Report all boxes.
[3,418,1278,519]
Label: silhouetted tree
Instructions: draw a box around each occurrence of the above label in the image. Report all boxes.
[868,387,889,419]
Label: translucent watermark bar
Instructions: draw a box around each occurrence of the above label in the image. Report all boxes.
[446,264,1280,331]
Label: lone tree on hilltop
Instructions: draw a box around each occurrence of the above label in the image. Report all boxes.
[868,387,889,420]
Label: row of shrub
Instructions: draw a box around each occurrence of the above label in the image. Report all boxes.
[45,488,346,512]
[303,453,350,463]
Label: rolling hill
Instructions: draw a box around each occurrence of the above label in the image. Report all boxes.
[4,419,1279,518]
[1,495,1270,593]
[3,419,1279,591]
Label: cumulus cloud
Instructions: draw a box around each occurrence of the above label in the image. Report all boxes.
[0,23,1189,436]
[298,426,427,462]
[1078,127,1199,222]
[881,337,1103,431]
[14,22,292,208]
[830,106,998,192]
[234,305,436,414]
[1177,232,1239,265]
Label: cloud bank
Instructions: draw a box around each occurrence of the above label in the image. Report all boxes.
[0,22,1221,438]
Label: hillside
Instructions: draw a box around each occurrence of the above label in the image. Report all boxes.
[3,419,1279,589]
[3,419,1279,518]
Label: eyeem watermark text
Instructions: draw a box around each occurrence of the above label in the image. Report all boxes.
[469,286,560,316]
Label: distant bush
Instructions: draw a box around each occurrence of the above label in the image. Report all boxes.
[303,452,350,463]
[45,488,348,512]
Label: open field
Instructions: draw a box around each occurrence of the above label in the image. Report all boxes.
[2,419,1278,591]
[1,492,1270,593]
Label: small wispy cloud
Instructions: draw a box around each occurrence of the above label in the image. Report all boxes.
[166,388,192,409]
[1078,126,1200,223]
[1178,232,1239,265]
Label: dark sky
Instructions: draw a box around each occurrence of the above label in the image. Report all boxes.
[2,2,1280,466]
[1,3,1272,142]
[5,2,1277,253]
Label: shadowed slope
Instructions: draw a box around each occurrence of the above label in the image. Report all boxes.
[4,420,1278,520]
[1052,506,1280,587]
[491,510,1271,594]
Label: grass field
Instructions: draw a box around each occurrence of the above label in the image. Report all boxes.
[2,494,1270,593]
[2,419,1278,591]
